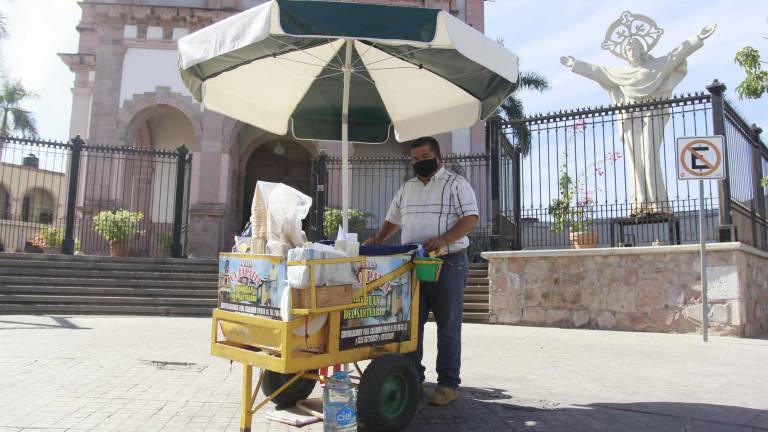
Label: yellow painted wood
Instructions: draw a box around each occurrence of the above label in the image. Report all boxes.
[220,252,282,264]
[252,371,305,413]
[239,364,253,432]
[212,258,421,416]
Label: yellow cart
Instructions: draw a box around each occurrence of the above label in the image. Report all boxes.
[212,253,420,432]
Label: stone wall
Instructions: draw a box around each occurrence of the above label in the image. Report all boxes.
[481,243,768,337]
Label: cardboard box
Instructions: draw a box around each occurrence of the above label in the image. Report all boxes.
[293,284,353,309]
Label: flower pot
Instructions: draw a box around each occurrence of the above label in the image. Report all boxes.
[569,231,598,249]
[109,240,131,257]
[42,246,59,254]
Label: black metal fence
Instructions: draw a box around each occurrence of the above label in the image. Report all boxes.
[496,81,767,251]
[309,81,767,254]
[723,100,768,250]
[0,135,191,257]
[309,153,492,260]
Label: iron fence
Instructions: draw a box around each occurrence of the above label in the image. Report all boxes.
[723,101,768,250]
[501,92,722,249]
[0,135,191,257]
[494,82,767,251]
[309,81,767,254]
[311,153,491,260]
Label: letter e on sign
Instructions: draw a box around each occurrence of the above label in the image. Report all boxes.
[676,136,726,180]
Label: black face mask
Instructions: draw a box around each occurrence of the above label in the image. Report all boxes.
[413,158,439,178]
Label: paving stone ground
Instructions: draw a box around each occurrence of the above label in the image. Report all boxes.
[0,315,766,432]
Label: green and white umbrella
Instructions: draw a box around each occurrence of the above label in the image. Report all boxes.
[178,0,519,233]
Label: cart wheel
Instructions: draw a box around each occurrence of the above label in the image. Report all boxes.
[358,354,418,432]
[262,370,317,407]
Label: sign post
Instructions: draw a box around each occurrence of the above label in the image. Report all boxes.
[676,136,726,342]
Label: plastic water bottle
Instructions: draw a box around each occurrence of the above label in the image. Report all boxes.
[323,371,357,431]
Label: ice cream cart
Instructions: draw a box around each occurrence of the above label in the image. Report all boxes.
[212,251,421,432]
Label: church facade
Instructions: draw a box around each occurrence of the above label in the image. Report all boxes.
[60,0,487,258]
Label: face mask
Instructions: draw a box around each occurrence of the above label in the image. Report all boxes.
[413,158,439,178]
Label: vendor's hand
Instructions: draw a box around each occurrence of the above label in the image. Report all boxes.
[423,236,448,253]
[362,237,378,246]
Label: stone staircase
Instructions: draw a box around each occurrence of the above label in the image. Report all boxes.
[464,263,490,323]
[0,253,490,323]
[0,253,218,315]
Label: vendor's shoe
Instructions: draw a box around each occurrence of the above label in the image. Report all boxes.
[427,386,459,406]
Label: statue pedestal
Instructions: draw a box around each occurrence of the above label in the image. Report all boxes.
[610,213,681,247]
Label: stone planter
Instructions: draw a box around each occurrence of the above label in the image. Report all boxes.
[109,240,131,257]
[569,231,598,249]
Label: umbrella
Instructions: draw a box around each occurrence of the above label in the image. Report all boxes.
[178,0,519,234]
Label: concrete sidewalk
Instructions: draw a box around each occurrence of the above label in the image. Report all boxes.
[0,315,766,431]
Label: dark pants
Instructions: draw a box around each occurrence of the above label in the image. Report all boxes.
[407,251,468,389]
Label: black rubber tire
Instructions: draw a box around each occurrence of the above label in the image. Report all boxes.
[261,370,317,407]
[357,354,419,432]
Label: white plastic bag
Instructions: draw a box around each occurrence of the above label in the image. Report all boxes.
[250,181,312,256]
[286,244,358,289]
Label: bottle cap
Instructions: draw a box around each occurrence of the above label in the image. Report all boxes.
[331,371,348,380]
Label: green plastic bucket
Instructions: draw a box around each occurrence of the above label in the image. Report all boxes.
[414,257,443,282]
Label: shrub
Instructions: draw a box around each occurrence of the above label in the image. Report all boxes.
[323,208,373,240]
[93,210,144,243]
[38,226,64,247]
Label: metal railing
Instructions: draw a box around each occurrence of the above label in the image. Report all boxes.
[306,81,767,254]
[310,153,492,260]
[0,135,192,257]
[495,81,767,251]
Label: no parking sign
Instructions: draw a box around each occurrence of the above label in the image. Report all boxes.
[676,135,727,343]
[676,136,726,180]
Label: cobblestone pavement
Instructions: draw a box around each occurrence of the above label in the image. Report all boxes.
[0,315,766,432]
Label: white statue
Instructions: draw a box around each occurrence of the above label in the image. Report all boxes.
[560,11,716,215]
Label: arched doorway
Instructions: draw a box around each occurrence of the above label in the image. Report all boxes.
[242,140,312,228]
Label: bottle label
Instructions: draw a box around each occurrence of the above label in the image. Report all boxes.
[335,407,356,426]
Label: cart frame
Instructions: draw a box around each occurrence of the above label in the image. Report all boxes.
[211,255,420,431]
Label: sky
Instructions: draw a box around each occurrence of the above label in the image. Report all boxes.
[0,0,765,141]
[484,0,767,133]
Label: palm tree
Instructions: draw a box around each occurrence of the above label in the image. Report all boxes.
[0,11,8,40]
[0,80,37,137]
[494,37,550,156]
[498,71,550,156]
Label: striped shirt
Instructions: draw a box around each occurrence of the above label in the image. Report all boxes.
[385,166,479,253]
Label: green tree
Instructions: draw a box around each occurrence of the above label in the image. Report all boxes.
[735,46,768,99]
[0,80,37,137]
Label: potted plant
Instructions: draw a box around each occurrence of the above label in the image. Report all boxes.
[33,226,64,254]
[323,208,374,240]
[92,210,144,256]
[548,169,597,248]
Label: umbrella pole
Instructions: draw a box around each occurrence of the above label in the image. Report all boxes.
[341,39,353,236]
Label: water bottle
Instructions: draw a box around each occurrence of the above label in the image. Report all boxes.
[323,371,357,431]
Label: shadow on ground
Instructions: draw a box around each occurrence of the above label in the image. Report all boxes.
[402,385,768,431]
[0,315,91,330]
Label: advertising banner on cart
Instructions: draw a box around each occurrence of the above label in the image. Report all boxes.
[217,254,286,320]
[340,255,413,350]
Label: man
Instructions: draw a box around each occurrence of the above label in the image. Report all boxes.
[363,136,478,406]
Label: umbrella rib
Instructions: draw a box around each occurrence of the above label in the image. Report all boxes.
[351,71,375,85]
[268,36,337,69]
[351,42,377,69]
[317,71,346,80]
[274,56,331,69]
[327,38,345,70]
[360,46,431,68]
[365,66,421,72]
